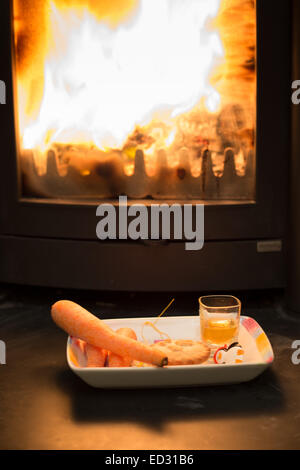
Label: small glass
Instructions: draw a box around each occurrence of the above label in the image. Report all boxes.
[199,295,241,349]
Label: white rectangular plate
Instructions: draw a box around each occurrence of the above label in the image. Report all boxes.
[66,315,274,389]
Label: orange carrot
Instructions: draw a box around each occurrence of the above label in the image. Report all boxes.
[72,337,86,354]
[86,343,107,368]
[51,300,168,367]
[107,328,137,367]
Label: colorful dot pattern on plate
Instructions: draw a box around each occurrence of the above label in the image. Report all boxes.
[240,316,274,363]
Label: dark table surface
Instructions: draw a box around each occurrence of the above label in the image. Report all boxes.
[0,284,300,451]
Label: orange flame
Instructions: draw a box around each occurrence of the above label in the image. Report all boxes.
[16,0,224,153]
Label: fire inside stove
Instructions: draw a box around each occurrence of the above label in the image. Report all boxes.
[13,0,256,200]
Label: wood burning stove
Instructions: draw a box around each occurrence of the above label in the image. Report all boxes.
[0,0,291,294]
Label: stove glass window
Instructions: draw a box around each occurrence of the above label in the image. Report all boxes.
[13,0,256,201]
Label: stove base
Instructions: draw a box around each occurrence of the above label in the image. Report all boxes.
[0,235,286,291]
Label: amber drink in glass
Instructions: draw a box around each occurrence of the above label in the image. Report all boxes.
[199,295,241,349]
